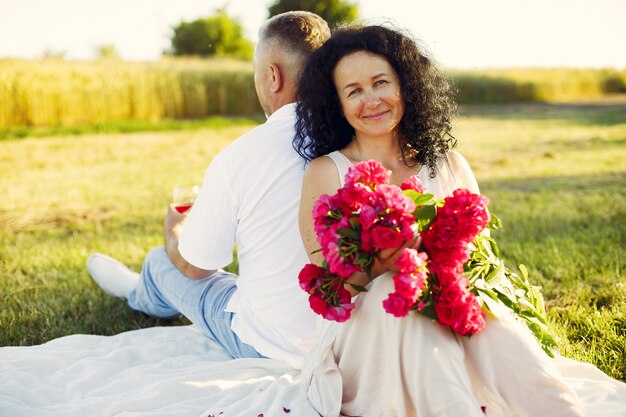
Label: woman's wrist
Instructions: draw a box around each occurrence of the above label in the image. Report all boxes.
[344,271,373,296]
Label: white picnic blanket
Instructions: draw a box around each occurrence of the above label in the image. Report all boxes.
[2,322,626,417]
[0,325,320,417]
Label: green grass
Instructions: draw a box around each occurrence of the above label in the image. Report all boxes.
[454,101,626,379]
[0,115,264,141]
[1,103,625,380]
[0,125,253,342]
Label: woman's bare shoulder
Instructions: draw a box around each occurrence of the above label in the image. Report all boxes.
[303,155,342,195]
[306,154,338,172]
[304,155,339,180]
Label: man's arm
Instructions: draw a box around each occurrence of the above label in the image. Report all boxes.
[164,204,216,280]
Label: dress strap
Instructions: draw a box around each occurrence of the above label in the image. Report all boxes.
[442,152,460,190]
[326,151,352,187]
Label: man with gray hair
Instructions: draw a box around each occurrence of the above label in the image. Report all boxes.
[87,11,330,368]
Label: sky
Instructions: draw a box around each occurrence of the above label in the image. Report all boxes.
[0,0,624,69]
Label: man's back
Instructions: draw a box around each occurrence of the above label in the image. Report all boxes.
[87,11,330,369]
[179,103,317,367]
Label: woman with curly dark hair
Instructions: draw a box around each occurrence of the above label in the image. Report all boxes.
[296,24,592,417]
[294,24,457,176]
[296,24,481,298]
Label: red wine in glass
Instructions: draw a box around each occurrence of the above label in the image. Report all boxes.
[172,185,199,214]
[174,204,193,213]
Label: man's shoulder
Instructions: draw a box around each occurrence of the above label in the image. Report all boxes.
[240,103,296,138]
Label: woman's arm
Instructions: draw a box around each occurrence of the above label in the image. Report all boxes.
[299,156,373,296]
[299,156,341,266]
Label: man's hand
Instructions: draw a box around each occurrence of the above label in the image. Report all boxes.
[164,204,188,240]
[163,204,215,280]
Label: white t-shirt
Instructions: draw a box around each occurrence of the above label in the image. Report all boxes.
[178,103,317,368]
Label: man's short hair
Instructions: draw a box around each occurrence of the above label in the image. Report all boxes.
[258,11,330,59]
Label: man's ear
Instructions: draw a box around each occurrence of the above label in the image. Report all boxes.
[269,63,283,93]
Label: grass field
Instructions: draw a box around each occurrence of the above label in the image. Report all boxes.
[1,102,624,380]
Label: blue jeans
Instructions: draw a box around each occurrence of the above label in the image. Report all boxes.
[127,246,264,360]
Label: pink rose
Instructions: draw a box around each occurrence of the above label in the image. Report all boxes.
[382,292,413,317]
[325,246,361,278]
[321,283,355,322]
[399,220,416,242]
[426,217,463,247]
[319,224,340,256]
[401,175,425,193]
[359,205,379,231]
[428,242,470,268]
[370,225,404,249]
[324,304,355,322]
[393,248,427,273]
[429,264,465,288]
[308,294,328,316]
[393,273,420,300]
[319,217,364,278]
[298,263,324,292]
[313,193,352,225]
[377,184,416,215]
[344,160,389,190]
[435,293,485,336]
[434,279,485,336]
[312,194,347,239]
[339,183,376,212]
[312,193,333,222]
[439,190,490,239]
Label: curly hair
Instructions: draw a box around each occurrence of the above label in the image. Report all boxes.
[294,24,457,175]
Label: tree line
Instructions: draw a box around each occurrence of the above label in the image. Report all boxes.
[169,0,357,60]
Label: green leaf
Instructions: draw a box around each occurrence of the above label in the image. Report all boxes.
[518,264,529,280]
[484,261,505,284]
[478,235,500,258]
[403,190,436,207]
[416,301,438,320]
[488,213,503,231]
[495,292,517,311]
[474,283,499,299]
[347,282,368,293]
[337,227,360,240]
[415,204,436,231]
[477,289,507,317]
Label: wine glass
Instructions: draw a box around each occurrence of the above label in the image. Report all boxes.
[172,184,199,213]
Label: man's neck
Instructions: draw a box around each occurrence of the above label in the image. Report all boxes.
[267,101,296,119]
[269,93,297,115]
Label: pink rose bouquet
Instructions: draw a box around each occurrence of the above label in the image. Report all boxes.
[299,160,557,352]
[299,159,489,334]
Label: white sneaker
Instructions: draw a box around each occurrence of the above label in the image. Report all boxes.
[86,253,140,299]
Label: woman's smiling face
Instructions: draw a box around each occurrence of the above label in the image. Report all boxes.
[333,50,405,141]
